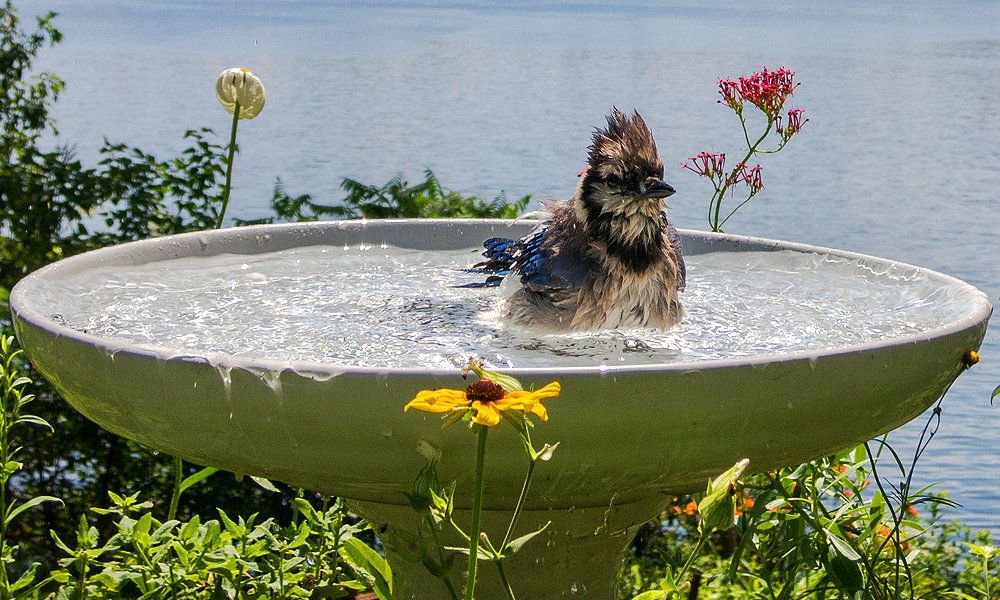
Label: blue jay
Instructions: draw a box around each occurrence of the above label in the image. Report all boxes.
[474,108,685,332]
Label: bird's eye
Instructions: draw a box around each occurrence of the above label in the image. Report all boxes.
[605,175,621,188]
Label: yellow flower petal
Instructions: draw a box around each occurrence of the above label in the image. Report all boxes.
[404,388,470,414]
[506,381,560,422]
[471,401,502,427]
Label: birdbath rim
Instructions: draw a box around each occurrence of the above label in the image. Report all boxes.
[9,218,993,378]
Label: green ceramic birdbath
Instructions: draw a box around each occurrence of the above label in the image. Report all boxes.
[9,219,991,599]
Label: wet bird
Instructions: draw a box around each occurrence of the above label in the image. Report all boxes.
[473,108,685,332]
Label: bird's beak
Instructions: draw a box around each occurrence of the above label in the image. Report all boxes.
[640,179,676,200]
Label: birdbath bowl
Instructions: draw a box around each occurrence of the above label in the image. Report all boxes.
[9,219,991,599]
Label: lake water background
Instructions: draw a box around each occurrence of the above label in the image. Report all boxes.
[16,0,1000,534]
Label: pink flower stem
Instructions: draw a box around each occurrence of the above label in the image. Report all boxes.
[711,117,774,232]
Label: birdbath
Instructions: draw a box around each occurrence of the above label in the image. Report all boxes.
[9,219,991,599]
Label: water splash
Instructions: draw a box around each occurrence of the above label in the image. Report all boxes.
[24,244,983,369]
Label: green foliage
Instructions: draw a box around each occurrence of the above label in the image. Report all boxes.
[0,334,62,595]
[336,169,527,220]
[0,4,227,295]
[1,335,388,598]
[238,171,530,226]
[620,445,999,599]
[41,492,389,599]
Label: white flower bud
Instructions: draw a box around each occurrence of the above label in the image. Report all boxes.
[215,67,265,119]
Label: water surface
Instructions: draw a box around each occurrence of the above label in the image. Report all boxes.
[30,244,982,368]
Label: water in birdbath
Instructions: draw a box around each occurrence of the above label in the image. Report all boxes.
[25,243,979,369]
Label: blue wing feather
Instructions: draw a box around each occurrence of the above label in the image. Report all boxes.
[464,226,590,293]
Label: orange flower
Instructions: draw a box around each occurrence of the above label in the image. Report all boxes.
[683,500,699,516]
[735,496,755,516]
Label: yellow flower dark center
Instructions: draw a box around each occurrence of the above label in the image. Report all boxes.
[465,380,506,403]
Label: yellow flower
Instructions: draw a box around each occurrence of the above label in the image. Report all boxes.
[216,67,266,119]
[405,379,560,427]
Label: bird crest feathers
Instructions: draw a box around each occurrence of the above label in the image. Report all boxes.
[587,108,663,179]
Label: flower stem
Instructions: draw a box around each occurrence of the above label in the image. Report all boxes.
[712,118,773,232]
[675,532,708,584]
[215,101,241,229]
[501,454,536,551]
[495,561,518,600]
[167,456,183,521]
[465,425,489,600]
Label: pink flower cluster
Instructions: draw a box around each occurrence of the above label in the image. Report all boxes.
[776,108,809,142]
[683,151,727,180]
[683,153,763,195]
[734,162,763,195]
[718,67,797,117]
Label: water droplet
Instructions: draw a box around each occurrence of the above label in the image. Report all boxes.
[569,582,587,596]
[381,429,393,438]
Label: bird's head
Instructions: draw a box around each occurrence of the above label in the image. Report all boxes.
[573,108,676,271]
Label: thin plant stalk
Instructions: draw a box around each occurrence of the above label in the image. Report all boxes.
[675,534,709,585]
[500,460,535,551]
[495,562,517,600]
[167,456,183,521]
[215,100,241,229]
[465,425,489,600]
[500,422,538,550]
[711,120,773,232]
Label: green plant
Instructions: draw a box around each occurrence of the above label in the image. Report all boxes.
[214,67,266,228]
[0,335,62,596]
[403,359,559,600]
[336,169,529,219]
[621,353,997,599]
[45,491,390,599]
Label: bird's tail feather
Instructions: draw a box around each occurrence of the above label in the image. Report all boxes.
[455,237,517,288]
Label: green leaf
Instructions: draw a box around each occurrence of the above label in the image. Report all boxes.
[171,540,191,568]
[992,384,999,405]
[180,514,202,540]
[6,495,63,526]
[292,497,320,524]
[9,562,40,593]
[2,460,22,478]
[823,528,862,562]
[962,542,997,560]
[218,509,243,538]
[13,414,53,431]
[289,522,312,548]
[504,521,550,555]
[251,476,280,493]
[179,466,218,494]
[340,537,392,599]
[824,549,864,593]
